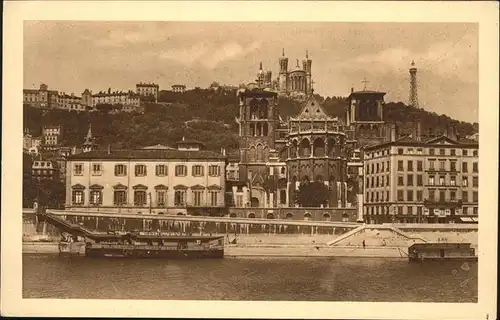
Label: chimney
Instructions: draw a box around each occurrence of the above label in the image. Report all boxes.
[416,121,421,142]
[450,125,457,141]
[390,124,397,142]
[351,87,354,94]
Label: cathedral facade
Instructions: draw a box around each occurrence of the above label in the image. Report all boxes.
[235,87,356,210]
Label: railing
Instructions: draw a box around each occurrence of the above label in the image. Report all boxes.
[46,209,361,228]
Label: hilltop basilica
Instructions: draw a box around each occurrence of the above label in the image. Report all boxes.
[251,49,313,100]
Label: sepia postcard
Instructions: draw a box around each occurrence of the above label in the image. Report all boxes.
[2,1,498,319]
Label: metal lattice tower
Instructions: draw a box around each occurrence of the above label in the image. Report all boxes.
[409,60,420,108]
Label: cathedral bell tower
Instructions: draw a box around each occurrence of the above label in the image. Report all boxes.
[236,88,279,184]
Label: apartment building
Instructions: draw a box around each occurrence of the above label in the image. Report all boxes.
[171,85,186,93]
[23,84,59,109]
[42,125,63,148]
[363,132,478,224]
[65,142,227,215]
[136,82,159,102]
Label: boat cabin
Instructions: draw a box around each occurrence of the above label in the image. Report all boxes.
[408,243,476,262]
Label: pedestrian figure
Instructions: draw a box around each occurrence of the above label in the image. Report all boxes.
[362,240,366,249]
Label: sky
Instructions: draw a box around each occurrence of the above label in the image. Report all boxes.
[24,21,478,123]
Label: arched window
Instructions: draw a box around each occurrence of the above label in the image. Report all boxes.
[323,213,331,221]
[248,212,256,218]
[250,99,258,119]
[304,212,312,220]
[258,100,269,119]
[299,139,311,157]
[248,146,256,162]
[256,144,264,162]
[263,123,269,136]
[266,213,275,219]
[313,138,325,157]
[286,212,293,219]
[230,213,237,218]
[290,140,298,158]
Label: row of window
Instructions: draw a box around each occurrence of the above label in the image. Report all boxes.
[393,160,478,173]
[365,205,478,216]
[365,190,479,203]
[365,147,479,159]
[73,163,222,177]
[71,189,220,207]
[366,159,479,175]
[366,174,478,189]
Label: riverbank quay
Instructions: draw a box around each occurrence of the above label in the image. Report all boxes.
[22,241,408,258]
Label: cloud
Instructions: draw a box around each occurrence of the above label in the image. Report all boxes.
[338,32,477,83]
[159,41,262,69]
[158,43,210,66]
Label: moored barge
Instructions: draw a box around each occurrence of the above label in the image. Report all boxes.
[83,232,225,259]
[408,243,477,262]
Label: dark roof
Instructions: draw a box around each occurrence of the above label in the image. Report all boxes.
[137,83,159,87]
[364,134,479,151]
[90,233,224,241]
[349,90,386,98]
[175,139,205,146]
[67,149,226,161]
[238,88,278,98]
[226,151,240,161]
[409,243,472,250]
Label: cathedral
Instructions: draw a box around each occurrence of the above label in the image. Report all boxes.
[235,52,390,212]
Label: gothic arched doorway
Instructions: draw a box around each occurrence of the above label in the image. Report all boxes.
[250,197,260,207]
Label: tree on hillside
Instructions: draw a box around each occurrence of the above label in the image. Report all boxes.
[295,181,329,208]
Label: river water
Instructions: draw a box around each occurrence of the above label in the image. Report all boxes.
[23,254,477,302]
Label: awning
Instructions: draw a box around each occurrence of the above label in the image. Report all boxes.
[460,217,474,222]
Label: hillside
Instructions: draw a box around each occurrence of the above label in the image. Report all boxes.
[23,89,477,153]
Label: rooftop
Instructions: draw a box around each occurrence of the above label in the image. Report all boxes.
[67,149,226,161]
[364,134,479,150]
[349,90,387,97]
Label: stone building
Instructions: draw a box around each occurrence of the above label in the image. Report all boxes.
[64,141,227,215]
[136,82,159,102]
[363,126,479,224]
[23,84,59,109]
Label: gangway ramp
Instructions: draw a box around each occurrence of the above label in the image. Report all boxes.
[37,210,105,240]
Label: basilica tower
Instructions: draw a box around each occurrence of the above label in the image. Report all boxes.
[278,49,289,95]
[302,50,312,95]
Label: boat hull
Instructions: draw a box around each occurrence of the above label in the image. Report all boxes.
[409,256,478,262]
[85,248,224,259]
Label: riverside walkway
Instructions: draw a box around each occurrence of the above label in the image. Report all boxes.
[43,209,361,228]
